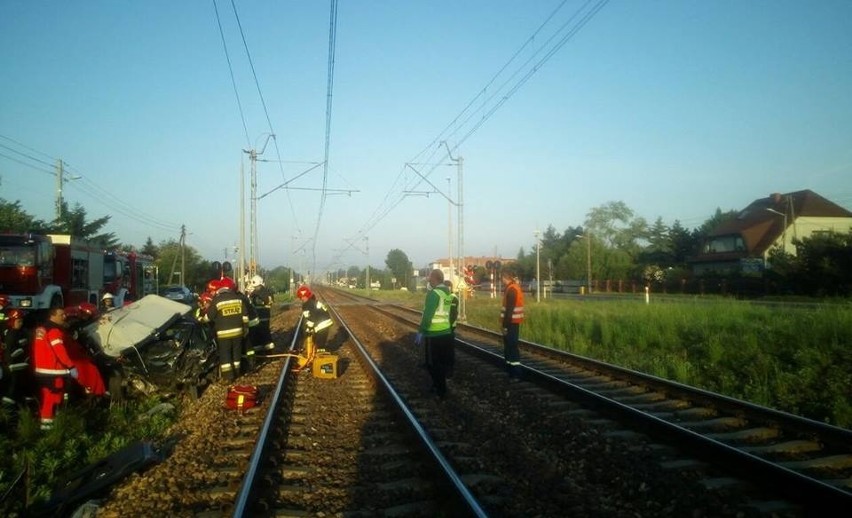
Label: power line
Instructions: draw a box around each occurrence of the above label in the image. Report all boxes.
[333,0,610,268]
[0,137,181,232]
[213,0,251,147]
[311,0,339,272]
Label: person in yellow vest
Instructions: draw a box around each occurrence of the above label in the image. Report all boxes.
[500,267,525,381]
[415,269,455,399]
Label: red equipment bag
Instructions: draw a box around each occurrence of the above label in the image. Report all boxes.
[225,385,259,412]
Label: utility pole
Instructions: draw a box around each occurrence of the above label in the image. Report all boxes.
[534,229,541,303]
[239,160,246,289]
[442,141,465,321]
[242,134,274,283]
[446,176,453,281]
[54,159,80,220]
[365,236,370,293]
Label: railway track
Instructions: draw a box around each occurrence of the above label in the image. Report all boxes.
[328,288,852,515]
[96,289,850,517]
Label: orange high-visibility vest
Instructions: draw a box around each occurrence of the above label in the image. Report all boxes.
[501,282,525,324]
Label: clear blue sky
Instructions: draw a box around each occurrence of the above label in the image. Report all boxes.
[2,1,851,277]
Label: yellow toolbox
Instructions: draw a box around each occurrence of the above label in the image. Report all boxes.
[312,353,339,379]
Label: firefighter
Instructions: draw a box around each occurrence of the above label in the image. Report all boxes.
[295,285,333,351]
[2,309,32,408]
[101,292,116,312]
[222,276,260,373]
[32,307,78,429]
[248,275,275,352]
[206,277,250,382]
[195,291,213,321]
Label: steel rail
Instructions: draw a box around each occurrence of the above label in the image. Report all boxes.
[231,316,303,518]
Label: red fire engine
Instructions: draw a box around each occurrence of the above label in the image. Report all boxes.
[103,250,156,306]
[0,233,104,310]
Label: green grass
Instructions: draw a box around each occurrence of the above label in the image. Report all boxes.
[374,289,852,429]
[0,396,177,515]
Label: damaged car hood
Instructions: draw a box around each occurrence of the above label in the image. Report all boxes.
[84,294,193,357]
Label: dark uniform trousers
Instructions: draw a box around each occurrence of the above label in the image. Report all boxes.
[426,333,454,398]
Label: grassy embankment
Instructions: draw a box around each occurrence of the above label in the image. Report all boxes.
[369,289,852,429]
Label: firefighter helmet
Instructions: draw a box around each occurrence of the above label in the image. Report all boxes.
[206,279,221,293]
[78,302,98,318]
[296,285,312,300]
[251,275,263,287]
[102,292,115,301]
[219,276,236,291]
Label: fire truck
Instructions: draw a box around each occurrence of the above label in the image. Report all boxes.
[103,250,157,306]
[0,233,104,311]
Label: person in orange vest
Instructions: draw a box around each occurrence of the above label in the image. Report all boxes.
[32,307,78,429]
[500,267,525,381]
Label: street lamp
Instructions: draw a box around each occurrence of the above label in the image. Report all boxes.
[534,230,541,302]
[765,208,788,253]
[579,234,592,295]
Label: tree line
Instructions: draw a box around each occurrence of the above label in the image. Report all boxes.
[3,197,849,298]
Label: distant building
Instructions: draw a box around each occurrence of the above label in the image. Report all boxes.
[690,190,852,275]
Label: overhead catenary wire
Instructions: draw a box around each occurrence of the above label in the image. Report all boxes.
[310,0,339,274]
[0,136,181,233]
[328,0,610,270]
[213,0,251,148]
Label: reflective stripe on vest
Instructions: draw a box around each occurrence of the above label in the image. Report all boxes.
[426,289,454,333]
[500,283,525,323]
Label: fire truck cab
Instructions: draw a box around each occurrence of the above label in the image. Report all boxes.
[0,233,104,311]
[103,251,157,306]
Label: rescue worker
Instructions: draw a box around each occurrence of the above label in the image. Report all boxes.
[195,291,213,322]
[500,267,525,381]
[444,279,459,379]
[295,285,333,351]
[63,303,107,398]
[32,307,78,429]
[0,296,7,326]
[248,275,275,352]
[415,269,455,399]
[206,277,251,382]
[2,309,32,408]
[101,292,116,312]
[222,276,260,373]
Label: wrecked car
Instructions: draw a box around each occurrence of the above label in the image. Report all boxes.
[81,294,218,400]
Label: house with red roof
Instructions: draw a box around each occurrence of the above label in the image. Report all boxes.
[690,190,852,275]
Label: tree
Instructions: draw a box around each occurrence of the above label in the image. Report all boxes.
[52,201,118,248]
[385,249,412,289]
[669,220,699,265]
[156,239,209,292]
[0,198,49,233]
[141,237,159,258]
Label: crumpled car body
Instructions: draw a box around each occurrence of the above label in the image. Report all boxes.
[81,294,217,398]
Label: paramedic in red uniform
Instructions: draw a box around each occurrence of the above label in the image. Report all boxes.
[63,303,106,398]
[32,307,77,429]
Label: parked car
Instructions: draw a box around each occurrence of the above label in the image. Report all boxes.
[161,285,195,305]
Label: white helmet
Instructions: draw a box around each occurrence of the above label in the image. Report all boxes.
[251,275,264,287]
